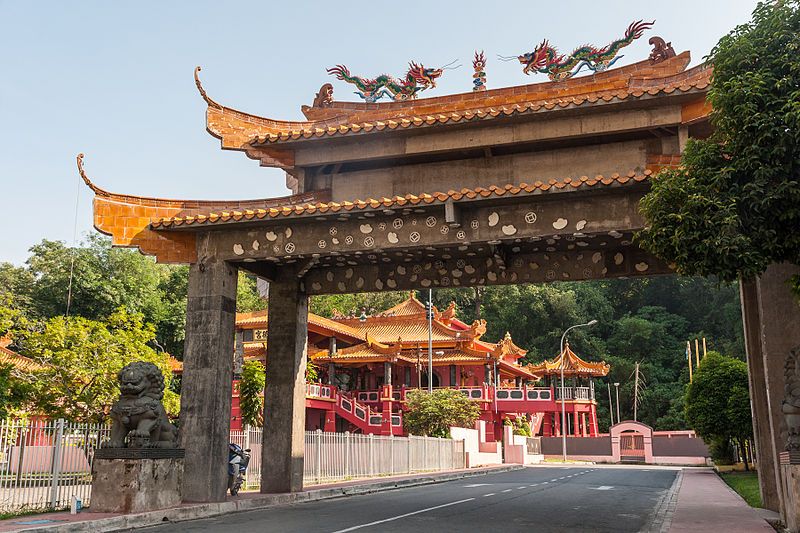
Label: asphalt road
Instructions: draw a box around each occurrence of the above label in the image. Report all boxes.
[140,467,678,533]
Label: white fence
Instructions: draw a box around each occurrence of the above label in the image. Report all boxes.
[3,420,465,513]
[231,429,466,489]
[0,419,110,514]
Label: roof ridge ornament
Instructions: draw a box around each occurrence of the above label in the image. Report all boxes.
[505,19,655,81]
[76,153,110,197]
[472,51,487,92]
[648,36,676,63]
[325,60,459,103]
[194,66,222,109]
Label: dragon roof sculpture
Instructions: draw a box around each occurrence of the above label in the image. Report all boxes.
[326,60,457,103]
[506,20,654,81]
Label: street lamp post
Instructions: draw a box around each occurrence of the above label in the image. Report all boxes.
[559,319,598,462]
[614,382,621,424]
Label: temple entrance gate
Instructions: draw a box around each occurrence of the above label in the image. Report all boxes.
[80,34,800,528]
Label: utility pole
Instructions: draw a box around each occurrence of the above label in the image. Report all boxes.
[634,362,640,422]
[607,382,614,427]
[614,382,620,423]
[427,288,433,393]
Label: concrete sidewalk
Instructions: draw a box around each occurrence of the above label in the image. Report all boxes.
[0,465,520,533]
[666,468,776,532]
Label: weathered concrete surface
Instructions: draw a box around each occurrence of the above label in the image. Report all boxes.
[261,272,308,493]
[90,458,183,513]
[741,263,800,521]
[330,139,650,202]
[180,235,238,503]
[782,464,800,532]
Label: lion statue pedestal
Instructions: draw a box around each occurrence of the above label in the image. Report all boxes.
[91,362,184,513]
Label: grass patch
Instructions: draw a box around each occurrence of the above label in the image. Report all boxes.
[720,471,761,508]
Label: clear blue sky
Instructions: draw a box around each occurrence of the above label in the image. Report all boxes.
[0,0,760,265]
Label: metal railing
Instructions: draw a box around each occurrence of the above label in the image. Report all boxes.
[230,428,465,489]
[1,419,110,514]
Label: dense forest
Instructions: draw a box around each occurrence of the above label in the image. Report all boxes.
[1,235,744,431]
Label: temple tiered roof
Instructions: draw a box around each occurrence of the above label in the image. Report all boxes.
[526,342,610,377]
[197,53,710,152]
[308,293,535,379]
[235,293,536,379]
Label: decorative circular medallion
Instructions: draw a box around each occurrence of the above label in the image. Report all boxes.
[363,236,375,247]
[329,227,338,236]
[284,243,295,253]
[456,230,466,240]
[318,240,327,249]
[410,231,421,243]
[524,212,537,224]
[471,220,479,229]
[345,235,354,245]
[425,216,437,228]
[393,218,404,229]
[440,225,449,234]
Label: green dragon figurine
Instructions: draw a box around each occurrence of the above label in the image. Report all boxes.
[326,61,456,102]
[507,20,655,81]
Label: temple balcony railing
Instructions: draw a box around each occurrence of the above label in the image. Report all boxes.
[554,386,594,401]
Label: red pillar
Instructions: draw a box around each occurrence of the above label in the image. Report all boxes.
[581,413,588,437]
[554,411,561,437]
[380,384,393,435]
[573,409,580,437]
[589,405,599,436]
[543,412,553,437]
[323,410,336,432]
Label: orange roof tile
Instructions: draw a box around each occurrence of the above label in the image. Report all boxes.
[0,344,44,372]
[236,310,365,342]
[151,170,651,229]
[526,342,609,377]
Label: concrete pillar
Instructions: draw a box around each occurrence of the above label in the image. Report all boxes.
[180,256,238,503]
[741,264,800,516]
[261,273,309,493]
[327,363,335,385]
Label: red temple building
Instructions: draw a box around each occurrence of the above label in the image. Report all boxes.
[232,292,608,440]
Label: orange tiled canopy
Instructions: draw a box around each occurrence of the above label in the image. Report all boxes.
[197,53,710,150]
[526,342,610,377]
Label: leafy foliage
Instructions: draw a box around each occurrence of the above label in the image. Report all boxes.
[639,1,800,290]
[17,308,179,422]
[403,388,480,438]
[239,360,266,428]
[685,351,752,465]
[0,364,32,419]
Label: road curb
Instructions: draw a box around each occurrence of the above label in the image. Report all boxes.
[643,468,683,533]
[13,465,523,532]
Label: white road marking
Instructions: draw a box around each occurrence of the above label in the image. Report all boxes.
[541,481,548,484]
[330,498,475,532]
[517,486,526,490]
[502,489,513,493]
[483,493,495,497]
[592,485,615,491]
[463,483,491,488]
[529,484,539,487]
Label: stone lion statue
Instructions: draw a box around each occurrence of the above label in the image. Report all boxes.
[106,361,178,449]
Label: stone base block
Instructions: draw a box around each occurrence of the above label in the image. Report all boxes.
[91,456,184,513]
[780,464,800,532]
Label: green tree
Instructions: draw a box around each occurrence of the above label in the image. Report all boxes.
[239,360,266,428]
[0,364,32,419]
[403,388,480,438]
[638,1,800,295]
[685,351,753,468]
[19,308,179,422]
